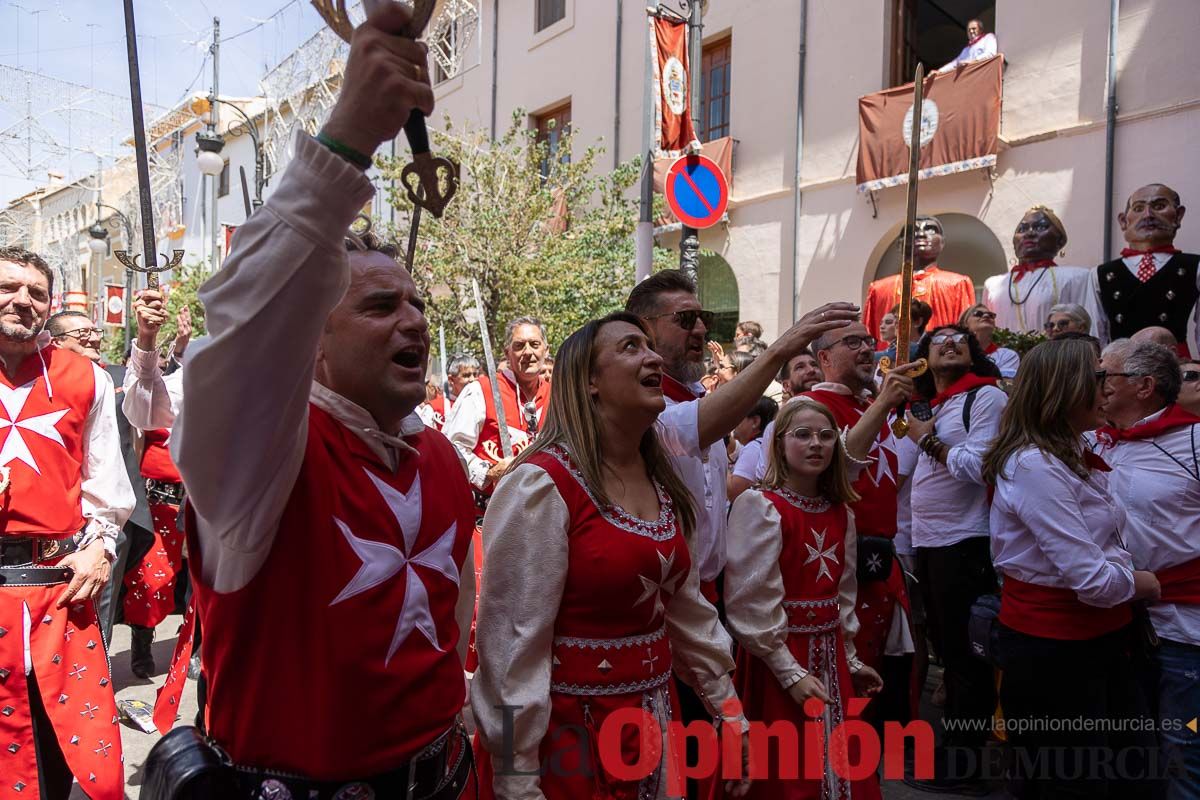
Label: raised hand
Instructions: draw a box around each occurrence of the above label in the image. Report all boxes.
[134,289,168,351]
[769,302,860,360]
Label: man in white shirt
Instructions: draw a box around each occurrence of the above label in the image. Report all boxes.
[938,18,998,72]
[901,324,1006,794]
[1097,339,1200,798]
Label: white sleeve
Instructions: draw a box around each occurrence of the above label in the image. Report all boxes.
[121,343,180,431]
[978,33,998,58]
[723,490,803,685]
[470,464,567,800]
[1089,268,1110,343]
[753,420,776,481]
[172,132,374,590]
[442,380,491,490]
[655,399,702,459]
[79,365,136,559]
[945,388,1006,485]
[993,348,1020,379]
[731,439,762,482]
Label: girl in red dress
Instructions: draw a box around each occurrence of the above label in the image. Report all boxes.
[724,398,884,800]
[471,312,749,800]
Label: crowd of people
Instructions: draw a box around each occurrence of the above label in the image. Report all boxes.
[0,7,1197,800]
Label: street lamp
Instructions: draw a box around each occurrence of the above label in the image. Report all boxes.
[195,131,226,177]
[87,223,108,256]
[92,204,137,344]
[203,98,267,210]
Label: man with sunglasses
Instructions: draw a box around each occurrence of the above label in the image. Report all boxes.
[1180,359,1200,416]
[1093,183,1197,358]
[902,325,1005,795]
[47,310,104,363]
[1095,339,1200,799]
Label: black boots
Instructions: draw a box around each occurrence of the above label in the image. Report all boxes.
[130,624,155,679]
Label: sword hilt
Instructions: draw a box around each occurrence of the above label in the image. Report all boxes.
[115,249,185,290]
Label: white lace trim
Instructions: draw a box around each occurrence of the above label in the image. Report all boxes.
[554,626,667,651]
[546,445,677,541]
[550,670,672,697]
[770,486,832,513]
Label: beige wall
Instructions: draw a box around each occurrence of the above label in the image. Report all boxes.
[427,0,1200,341]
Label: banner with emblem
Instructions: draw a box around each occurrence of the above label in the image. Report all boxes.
[649,14,700,158]
[103,283,125,326]
[856,54,1003,193]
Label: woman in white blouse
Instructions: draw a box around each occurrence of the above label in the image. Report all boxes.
[958,303,1020,379]
[982,338,1162,799]
[471,312,749,800]
[724,397,883,800]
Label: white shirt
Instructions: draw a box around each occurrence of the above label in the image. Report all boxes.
[658,390,728,582]
[122,343,183,430]
[938,32,997,71]
[892,435,920,556]
[990,446,1135,608]
[986,346,1020,379]
[910,384,1006,548]
[173,132,472,603]
[443,376,543,490]
[1090,252,1200,356]
[984,265,1099,336]
[1103,409,1200,645]
[731,438,763,483]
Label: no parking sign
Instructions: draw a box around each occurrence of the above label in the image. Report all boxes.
[664,153,729,229]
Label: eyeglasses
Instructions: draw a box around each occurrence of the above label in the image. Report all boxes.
[1102,371,1140,381]
[788,426,839,445]
[1183,370,1200,383]
[930,332,969,346]
[1044,319,1074,332]
[644,309,716,331]
[55,328,103,343]
[830,334,877,351]
[970,310,997,322]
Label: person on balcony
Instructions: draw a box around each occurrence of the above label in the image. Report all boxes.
[938,18,998,72]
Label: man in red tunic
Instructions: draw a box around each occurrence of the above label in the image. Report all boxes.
[443,318,550,495]
[863,216,975,341]
[0,246,135,800]
[156,7,477,797]
[806,321,917,730]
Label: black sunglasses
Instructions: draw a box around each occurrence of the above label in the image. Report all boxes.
[1183,370,1200,383]
[645,309,716,331]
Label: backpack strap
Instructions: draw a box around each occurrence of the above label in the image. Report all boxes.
[962,386,984,434]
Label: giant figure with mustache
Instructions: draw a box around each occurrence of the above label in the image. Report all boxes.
[1093,183,1198,357]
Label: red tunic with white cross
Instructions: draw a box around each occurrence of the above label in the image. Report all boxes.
[0,347,123,800]
[123,428,185,628]
[475,446,691,800]
[802,388,910,672]
[188,404,475,779]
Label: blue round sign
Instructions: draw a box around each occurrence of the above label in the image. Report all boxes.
[664,154,729,229]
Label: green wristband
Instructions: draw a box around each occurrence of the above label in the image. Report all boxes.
[315,131,374,170]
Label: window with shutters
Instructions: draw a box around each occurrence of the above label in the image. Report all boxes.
[699,37,731,142]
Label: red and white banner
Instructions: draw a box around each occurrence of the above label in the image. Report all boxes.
[649,14,700,158]
[103,284,125,326]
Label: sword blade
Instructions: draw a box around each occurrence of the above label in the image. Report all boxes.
[895,63,925,363]
[471,278,513,456]
[121,0,159,287]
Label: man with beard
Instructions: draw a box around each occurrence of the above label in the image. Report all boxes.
[1093,184,1197,357]
[1095,339,1200,800]
[863,216,975,341]
[806,323,919,734]
[902,325,1005,795]
[0,246,134,800]
[444,317,551,494]
[782,349,822,395]
[153,6,478,795]
[626,269,856,797]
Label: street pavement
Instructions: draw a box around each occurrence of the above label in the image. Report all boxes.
[83,618,1002,799]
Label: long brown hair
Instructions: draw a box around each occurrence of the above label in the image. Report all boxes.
[761,398,860,504]
[982,338,1100,483]
[510,312,697,539]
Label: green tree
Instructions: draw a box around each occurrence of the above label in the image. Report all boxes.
[376,112,673,363]
[102,263,208,365]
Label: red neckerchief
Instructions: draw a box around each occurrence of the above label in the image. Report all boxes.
[1011,258,1056,283]
[967,32,986,47]
[1095,404,1200,448]
[929,373,998,408]
[1084,451,1112,473]
[661,375,703,403]
[1120,246,1181,258]
[983,342,999,355]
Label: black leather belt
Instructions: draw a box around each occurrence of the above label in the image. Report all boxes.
[0,567,73,586]
[146,479,186,506]
[233,724,473,800]
[0,534,80,567]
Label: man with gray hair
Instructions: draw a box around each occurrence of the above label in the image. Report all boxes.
[444,316,550,495]
[1132,326,1179,349]
[1044,302,1093,339]
[1097,339,1200,798]
[423,353,479,430]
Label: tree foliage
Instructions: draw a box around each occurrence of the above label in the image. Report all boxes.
[376,112,673,365]
[101,263,209,365]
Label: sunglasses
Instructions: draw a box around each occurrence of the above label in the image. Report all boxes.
[930,332,969,346]
[645,309,716,331]
[1044,319,1074,331]
[787,426,838,444]
[1182,370,1200,383]
[970,310,997,321]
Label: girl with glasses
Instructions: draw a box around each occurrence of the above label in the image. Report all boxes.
[724,397,883,800]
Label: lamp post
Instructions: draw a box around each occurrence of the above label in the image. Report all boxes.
[88,204,136,344]
[195,128,225,272]
[210,97,266,210]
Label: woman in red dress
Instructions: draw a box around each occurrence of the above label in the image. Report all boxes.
[724,397,884,800]
[471,311,748,800]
